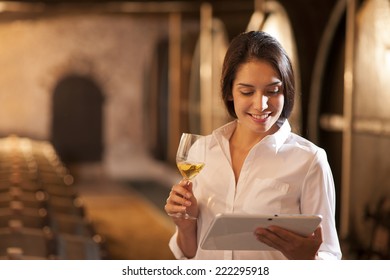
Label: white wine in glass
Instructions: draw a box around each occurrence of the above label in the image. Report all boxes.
[176,162,205,180]
[170,133,206,220]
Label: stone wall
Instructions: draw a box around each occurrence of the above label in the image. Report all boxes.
[0,13,181,183]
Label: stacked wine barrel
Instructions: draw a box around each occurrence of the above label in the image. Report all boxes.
[0,135,104,260]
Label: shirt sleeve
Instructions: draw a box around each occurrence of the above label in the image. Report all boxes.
[169,228,193,260]
[300,149,342,260]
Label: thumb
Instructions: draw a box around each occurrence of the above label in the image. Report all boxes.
[313,226,323,242]
[186,180,193,192]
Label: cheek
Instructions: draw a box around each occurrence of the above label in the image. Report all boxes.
[274,96,285,110]
[232,98,248,113]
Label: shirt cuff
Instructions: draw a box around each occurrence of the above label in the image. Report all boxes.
[316,251,342,260]
[168,230,191,260]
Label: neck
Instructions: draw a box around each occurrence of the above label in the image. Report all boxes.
[230,124,261,151]
[230,120,281,150]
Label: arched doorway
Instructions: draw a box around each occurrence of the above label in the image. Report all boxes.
[51,75,104,164]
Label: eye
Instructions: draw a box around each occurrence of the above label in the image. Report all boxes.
[239,90,254,96]
[267,86,281,95]
[237,86,255,96]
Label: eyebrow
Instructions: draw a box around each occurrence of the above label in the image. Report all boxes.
[236,81,282,87]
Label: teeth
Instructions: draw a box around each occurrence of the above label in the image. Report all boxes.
[251,113,269,120]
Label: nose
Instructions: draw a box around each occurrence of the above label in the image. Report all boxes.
[253,92,268,111]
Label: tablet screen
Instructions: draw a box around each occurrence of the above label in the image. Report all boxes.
[200,213,322,251]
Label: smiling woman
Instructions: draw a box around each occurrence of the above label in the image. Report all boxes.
[165,31,342,260]
[231,60,284,140]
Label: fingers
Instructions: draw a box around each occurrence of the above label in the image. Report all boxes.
[164,180,194,216]
[313,226,323,243]
[173,180,193,199]
[167,189,191,205]
[164,197,186,215]
[254,226,323,259]
[254,227,289,251]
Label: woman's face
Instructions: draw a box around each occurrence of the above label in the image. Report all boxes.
[232,59,284,138]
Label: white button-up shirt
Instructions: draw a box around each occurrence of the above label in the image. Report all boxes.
[169,120,342,259]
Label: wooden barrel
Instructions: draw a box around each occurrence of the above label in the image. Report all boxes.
[309,0,390,257]
[188,16,230,135]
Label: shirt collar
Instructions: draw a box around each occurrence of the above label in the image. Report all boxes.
[209,121,236,149]
[209,119,291,153]
[262,119,291,153]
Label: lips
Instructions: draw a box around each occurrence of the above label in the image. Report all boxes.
[249,113,271,121]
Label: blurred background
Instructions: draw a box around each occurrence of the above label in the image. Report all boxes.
[0,0,389,260]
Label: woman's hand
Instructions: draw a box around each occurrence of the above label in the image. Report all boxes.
[165,180,199,225]
[165,180,199,258]
[254,226,323,260]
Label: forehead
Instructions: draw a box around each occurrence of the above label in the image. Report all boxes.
[234,60,281,84]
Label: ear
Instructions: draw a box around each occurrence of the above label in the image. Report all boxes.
[227,95,234,101]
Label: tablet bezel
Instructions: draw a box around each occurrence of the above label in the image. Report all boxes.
[200,213,322,251]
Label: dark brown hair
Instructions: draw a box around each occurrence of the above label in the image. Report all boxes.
[221,31,295,119]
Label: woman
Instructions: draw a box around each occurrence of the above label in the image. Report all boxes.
[165,31,342,260]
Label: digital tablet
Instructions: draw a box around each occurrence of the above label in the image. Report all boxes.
[200,213,322,251]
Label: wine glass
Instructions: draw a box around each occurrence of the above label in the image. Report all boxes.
[169,133,206,220]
